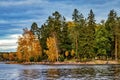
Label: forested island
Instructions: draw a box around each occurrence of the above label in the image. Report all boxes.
[1,9,120,64]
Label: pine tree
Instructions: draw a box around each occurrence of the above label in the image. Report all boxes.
[105,10,117,60]
[59,16,72,55]
[71,9,81,58]
[40,24,50,50]
[30,22,39,35]
[30,22,41,44]
[72,9,80,23]
[81,9,96,60]
[116,17,120,59]
[71,9,86,60]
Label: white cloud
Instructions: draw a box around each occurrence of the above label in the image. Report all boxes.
[0,39,17,52]
[0,34,21,52]
[9,34,21,39]
[0,46,17,52]
[0,39,17,45]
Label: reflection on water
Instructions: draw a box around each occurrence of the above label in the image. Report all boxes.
[0,64,120,80]
[19,69,41,80]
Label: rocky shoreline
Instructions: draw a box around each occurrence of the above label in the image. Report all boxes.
[5,60,119,65]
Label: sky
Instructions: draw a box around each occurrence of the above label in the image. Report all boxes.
[0,0,120,52]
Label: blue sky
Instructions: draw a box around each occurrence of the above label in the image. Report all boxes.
[0,0,120,52]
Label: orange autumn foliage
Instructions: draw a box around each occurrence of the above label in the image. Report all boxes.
[9,53,14,61]
[17,28,42,62]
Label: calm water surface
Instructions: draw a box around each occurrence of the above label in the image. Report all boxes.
[0,63,120,80]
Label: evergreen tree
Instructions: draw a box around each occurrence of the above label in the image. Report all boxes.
[72,9,80,22]
[71,9,87,60]
[82,9,96,60]
[30,22,41,46]
[30,22,39,37]
[105,10,117,60]
[95,23,111,59]
[71,9,81,58]
[31,22,38,34]
[116,17,120,59]
[59,16,72,55]
[40,24,50,50]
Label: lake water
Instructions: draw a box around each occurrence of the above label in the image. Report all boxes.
[0,63,120,80]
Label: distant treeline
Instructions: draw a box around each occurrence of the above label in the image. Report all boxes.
[1,9,120,62]
[0,52,16,61]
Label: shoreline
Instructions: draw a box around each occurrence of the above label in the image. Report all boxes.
[5,60,120,65]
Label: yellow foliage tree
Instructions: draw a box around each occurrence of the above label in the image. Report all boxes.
[3,53,8,61]
[65,51,69,57]
[17,37,24,61]
[32,39,42,61]
[46,37,58,62]
[71,49,75,57]
[67,21,75,28]
[17,28,42,62]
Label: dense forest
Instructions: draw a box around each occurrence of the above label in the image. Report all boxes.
[1,9,120,62]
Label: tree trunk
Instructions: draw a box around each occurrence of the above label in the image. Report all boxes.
[76,37,78,58]
[115,36,118,61]
[53,32,59,62]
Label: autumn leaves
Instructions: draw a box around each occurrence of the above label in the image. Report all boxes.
[17,28,42,62]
